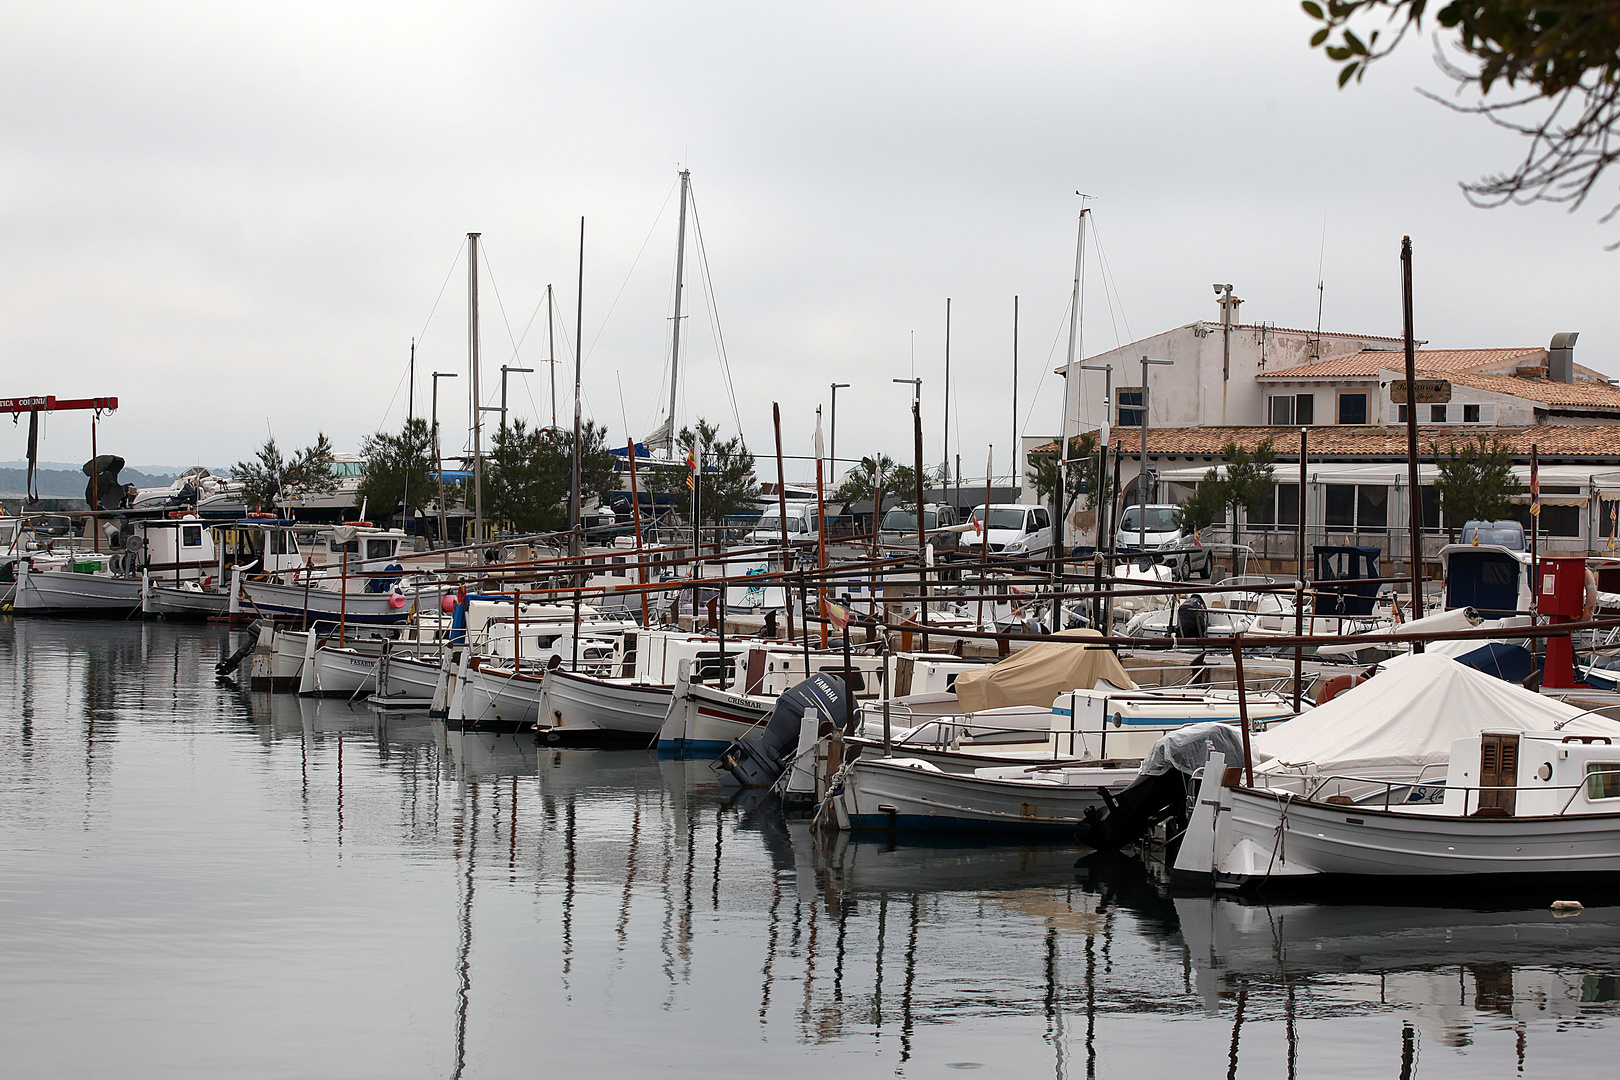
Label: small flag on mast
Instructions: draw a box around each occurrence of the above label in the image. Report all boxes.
[685,446,697,491]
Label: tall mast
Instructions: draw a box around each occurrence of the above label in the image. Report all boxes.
[469,231,483,546]
[547,284,557,429]
[572,219,585,558]
[1054,207,1086,575]
[667,169,690,449]
[943,297,951,486]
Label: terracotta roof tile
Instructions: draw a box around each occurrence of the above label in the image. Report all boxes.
[1039,424,1620,461]
[1255,347,1544,380]
[1449,373,1620,410]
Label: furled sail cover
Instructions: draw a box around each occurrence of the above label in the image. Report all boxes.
[953,628,1136,714]
[1251,653,1620,778]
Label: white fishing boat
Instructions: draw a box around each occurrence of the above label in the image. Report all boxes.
[824,755,1141,835]
[12,552,142,614]
[1171,653,1620,890]
[535,665,678,746]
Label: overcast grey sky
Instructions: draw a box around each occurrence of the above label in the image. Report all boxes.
[3,2,1614,484]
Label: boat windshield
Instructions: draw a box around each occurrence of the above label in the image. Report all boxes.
[1119,507,1179,532]
[882,508,938,532]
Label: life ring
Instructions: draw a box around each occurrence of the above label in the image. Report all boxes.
[351,521,373,528]
[1317,672,1365,705]
[246,511,276,519]
[388,592,408,609]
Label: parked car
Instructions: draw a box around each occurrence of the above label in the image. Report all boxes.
[1115,503,1211,579]
[746,500,823,547]
[878,503,961,555]
[1460,519,1526,552]
[964,504,1052,559]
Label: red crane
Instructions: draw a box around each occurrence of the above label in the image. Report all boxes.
[5,395,120,547]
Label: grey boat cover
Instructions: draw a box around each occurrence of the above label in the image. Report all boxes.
[1140,721,1249,778]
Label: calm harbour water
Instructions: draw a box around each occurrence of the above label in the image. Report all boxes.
[2,619,1618,1079]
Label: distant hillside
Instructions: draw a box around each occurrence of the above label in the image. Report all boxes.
[0,466,181,499]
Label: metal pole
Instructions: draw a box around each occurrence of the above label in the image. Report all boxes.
[1138,357,1174,553]
[1011,295,1018,492]
[668,169,690,442]
[572,218,584,559]
[90,414,99,550]
[772,403,795,644]
[831,382,849,479]
[1218,283,1233,425]
[432,372,456,566]
[499,365,534,442]
[1399,237,1425,637]
[1294,427,1307,711]
[626,433,649,628]
[1055,209,1086,590]
[547,284,557,430]
[408,338,415,423]
[943,297,951,490]
[913,398,928,653]
[1232,638,1254,787]
[468,232,483,547]
[816,408,828,649]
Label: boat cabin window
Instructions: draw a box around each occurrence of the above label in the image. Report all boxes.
[182,525,203,548]
[270,531,294,555]
[1587,762,1620,801]
[366,539,393,561]
[330,538,360,555]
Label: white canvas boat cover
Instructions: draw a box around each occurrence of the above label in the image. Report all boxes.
[1251,652,1620,777]
[953,628,1137,714]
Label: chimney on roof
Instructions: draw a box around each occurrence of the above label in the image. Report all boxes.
[1549,331,1578,383]
[1217,292,1243,324]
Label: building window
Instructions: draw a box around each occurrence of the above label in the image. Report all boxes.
[1117,388,1144,428]
[1267,394,1314,425]
[1602,499,1620,539]
[1278,482,1300,526]
[1325,484,1356,527]
[1430,404,1448,423]
[182,525,203,548]
[1357,486,1389,529]
[1508,503,1581,538]
[1325,484,1388,529]
[1337,393,1368,425]
[1463,403,1481,423]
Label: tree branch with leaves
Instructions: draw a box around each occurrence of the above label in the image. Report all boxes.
[1430,433,1523,540]
[231,433,337,512]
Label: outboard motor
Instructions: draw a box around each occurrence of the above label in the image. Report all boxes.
[216,620,267,676]
[1175,595,1209,639]
[717,672,847,789]
[1076,721,1247,853]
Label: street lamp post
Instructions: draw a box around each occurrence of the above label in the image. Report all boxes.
[499,365,534,441]
[432,371,458,567]
[1137,355,1174,553]
[830,382,850,480]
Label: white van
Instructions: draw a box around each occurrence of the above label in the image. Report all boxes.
[747,501,821,546]
[965,504,1052,559]
[1115,503,1211,578]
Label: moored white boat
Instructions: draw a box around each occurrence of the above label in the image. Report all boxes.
[826,754,1139,835]
[1169,654,1620,890]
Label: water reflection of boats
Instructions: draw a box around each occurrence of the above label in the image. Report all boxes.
[814,833,1088,895]
[1180,895,1620,1043]
[442,727,537,778]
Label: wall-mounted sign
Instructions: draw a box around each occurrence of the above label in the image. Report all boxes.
[1390,379,1451,404]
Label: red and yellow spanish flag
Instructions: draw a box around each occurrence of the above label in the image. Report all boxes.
[823,596,850,632]
[685,448,697,491]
